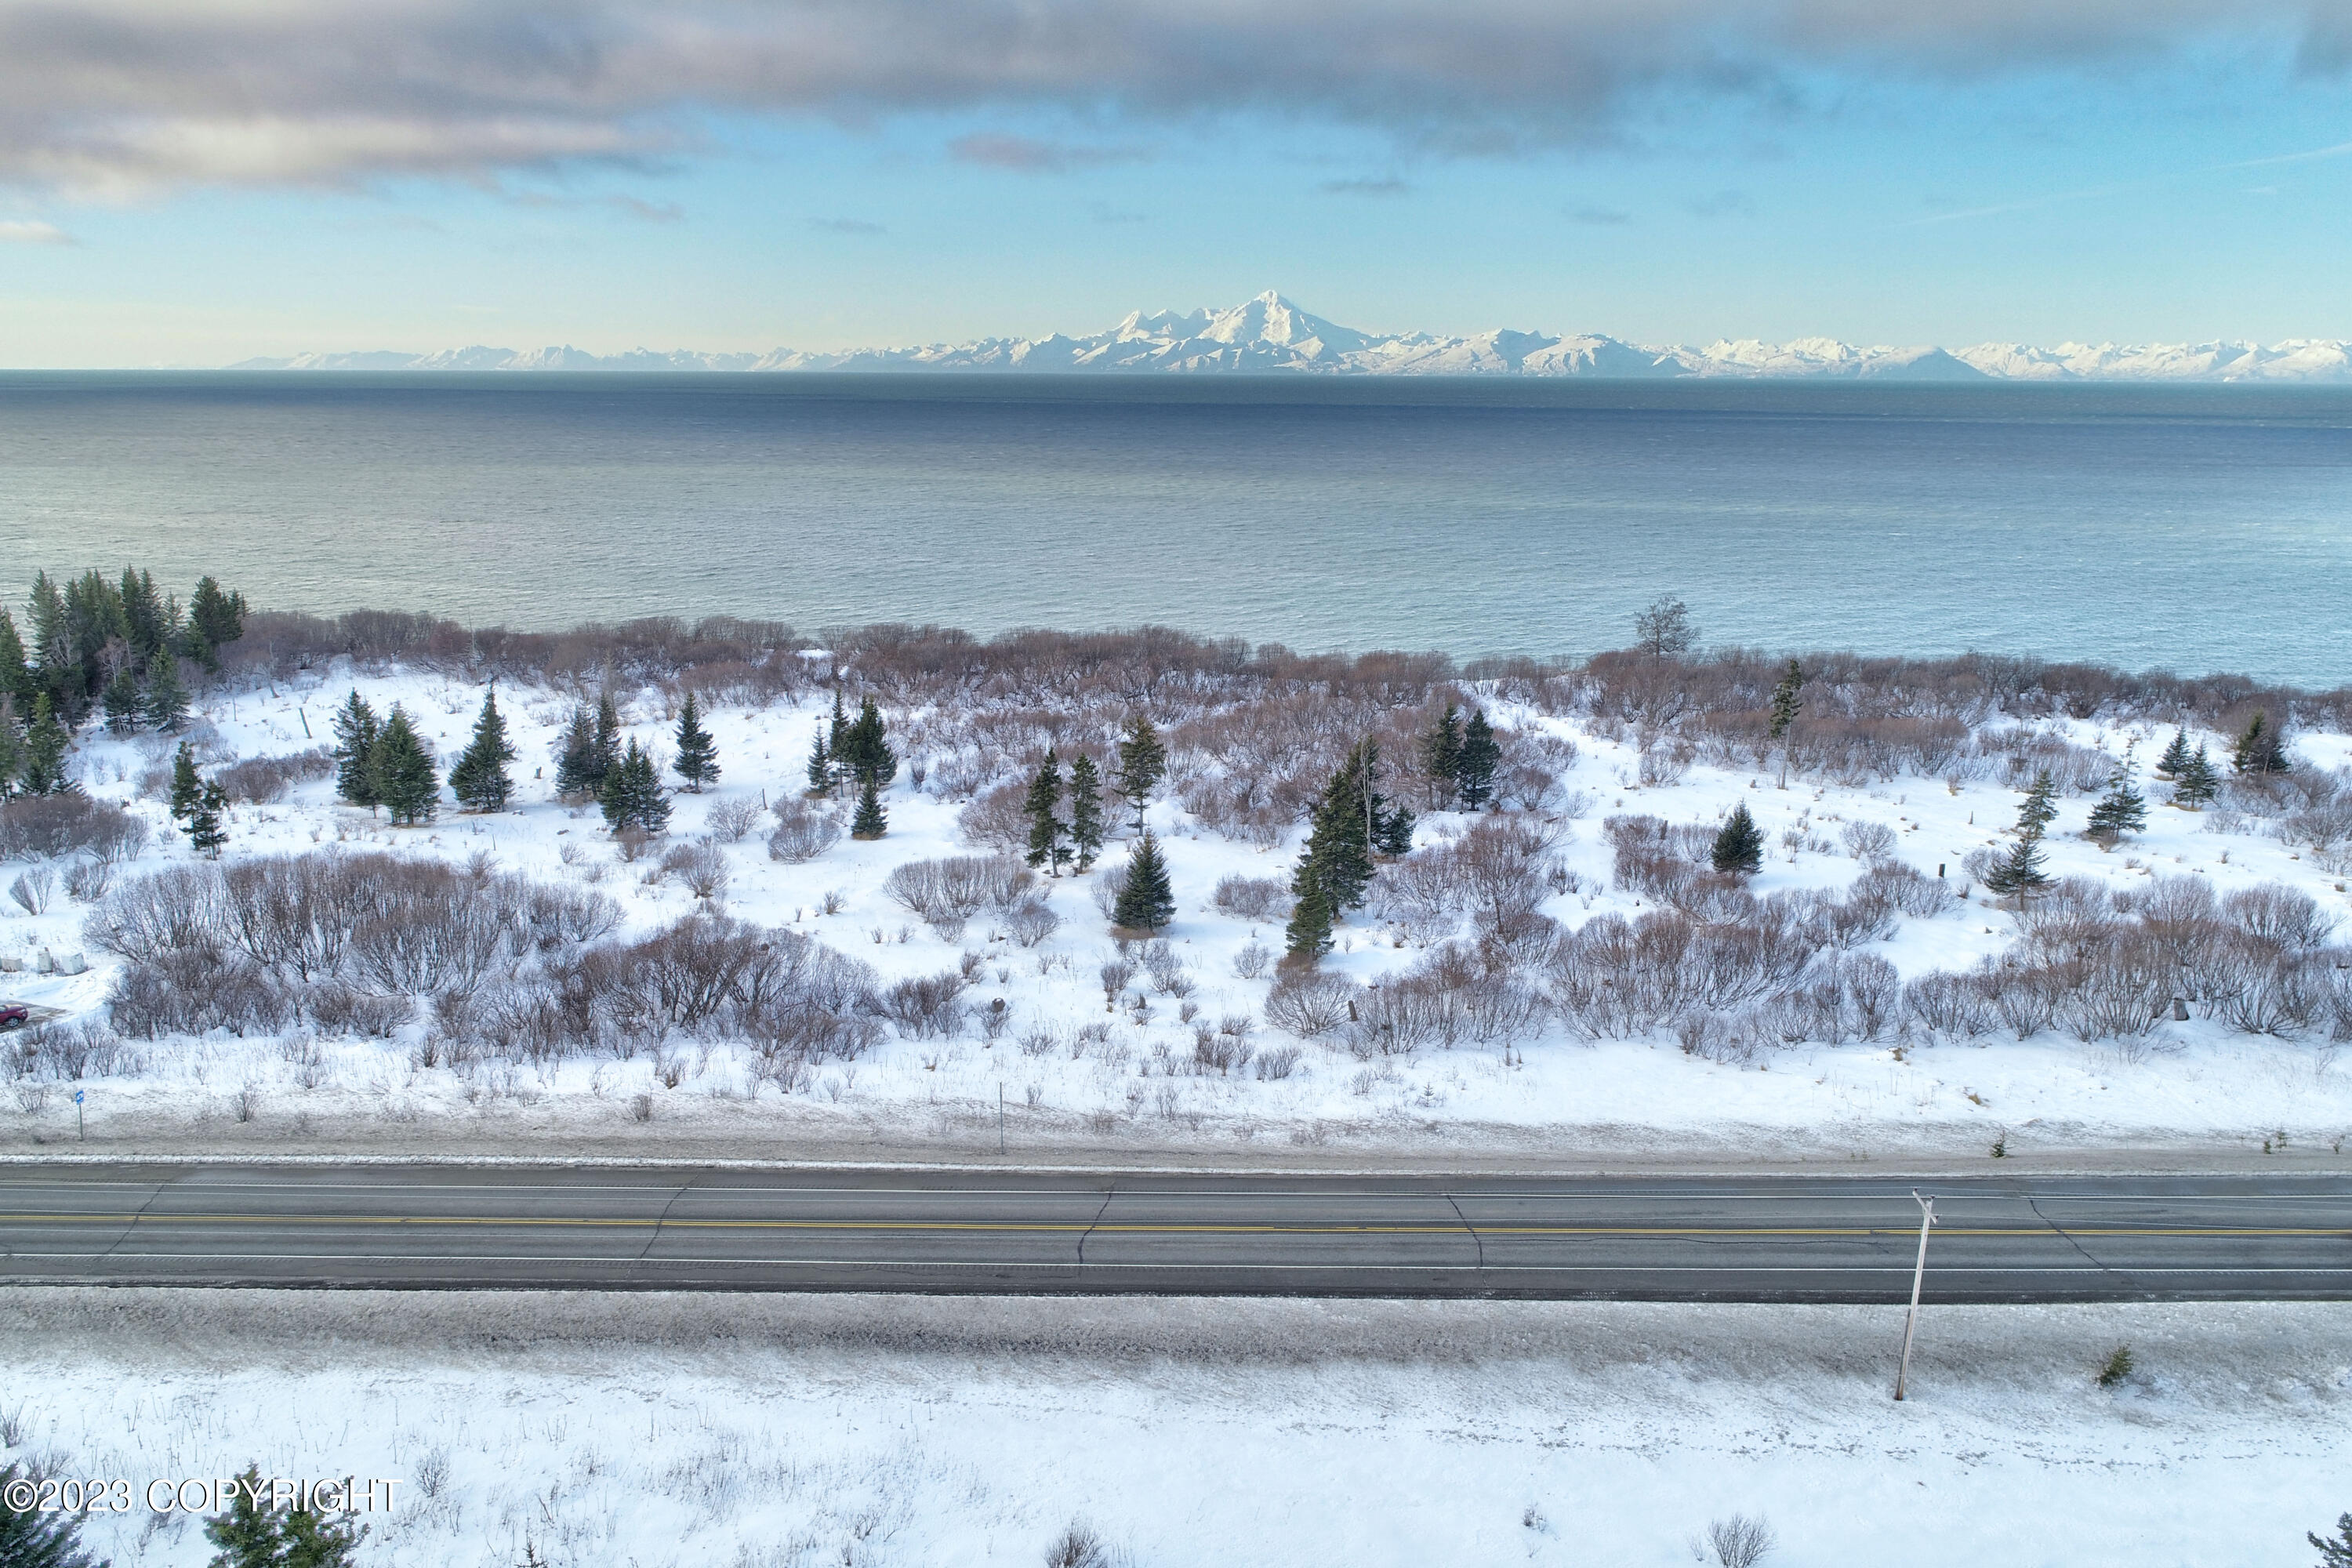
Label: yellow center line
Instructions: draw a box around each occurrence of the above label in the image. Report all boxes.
[2,1212,2345,1239]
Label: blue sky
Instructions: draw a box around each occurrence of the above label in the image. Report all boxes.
[2,2,2348,364]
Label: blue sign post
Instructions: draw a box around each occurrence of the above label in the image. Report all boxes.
[74,1087,84,1140]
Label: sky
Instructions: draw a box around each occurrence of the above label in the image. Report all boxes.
[1,1,2350,365]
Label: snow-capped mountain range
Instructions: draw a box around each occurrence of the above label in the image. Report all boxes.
[230,291,2352,381]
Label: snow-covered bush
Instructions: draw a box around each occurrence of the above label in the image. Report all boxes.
[1004,898,1061,948]
[1264,971,1357,1039]
[1212,874,1290,922]
[0,794,147,863]
[768,800,842,863]
[883,855,1029,938]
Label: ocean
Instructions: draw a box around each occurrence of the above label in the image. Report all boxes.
[2,373,2347,687]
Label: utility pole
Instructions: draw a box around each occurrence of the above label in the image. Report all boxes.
[997,1083,1006,1156]
[1893,1191,1936,1401]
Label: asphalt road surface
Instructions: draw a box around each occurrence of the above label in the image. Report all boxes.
[1,1164,2345,1300]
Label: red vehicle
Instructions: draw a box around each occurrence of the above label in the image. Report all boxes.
[0,1004,29,1031]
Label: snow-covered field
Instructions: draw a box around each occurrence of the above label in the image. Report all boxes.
[8,1287,2347,1567]
[5,662,2351,1163]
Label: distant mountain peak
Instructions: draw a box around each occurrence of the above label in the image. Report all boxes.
[230,295,2352,382]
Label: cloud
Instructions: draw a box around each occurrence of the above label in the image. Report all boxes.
[1321,175,1410,196]
[0,217,71,243]
[0,1,2342,193]
[510,191,683,220]
[946,133,1146,172]
[811,216,885,233]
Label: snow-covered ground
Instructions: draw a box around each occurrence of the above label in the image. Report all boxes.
[5,663,2351,1163]
[8,1287,2347,1567]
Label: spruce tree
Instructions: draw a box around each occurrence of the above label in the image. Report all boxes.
[448,686,516,812]
[2016,768,2060,839]
[27,571,71,713]
[1283,877,1335,960]
[370,705,438,826]
[169,740,203,826]
[2232,710,2288,775]
[1421,703,1463,808]
[804,720,832,795]
[838,696,896,789]
[2155,728,2190,779]
[0,606,31,710]
[121,565,165,662]
[1981,833,2049,898]
[552,705,600,799]
[2,1461,103,1567]
[143,654,189,731]
[2085,770,2148,844]
[2173,746,2220,808]
[1112,714,1167,830]
[1768,658,1804,786]
[188,780,229,858]
[672,689,719,792]
[183,574,246,670]
[850,775,887,839]
[1456,709,1500,810]
[20,693,69,796]
[205,1461,365,1568]
[1023,748,1069,873]
[599,739,670,834]
[2310,1512,2352,1568]
[1376,797,1416,857]
[1112,829,1175,934]
[591,691,622,786]
[330,690,382,810]
[1711,801,1764,875]
[101,662,143,733]
[1068,753,1105,871]
[0,720,23,800]
[1294,755,1375,927]
[826,690,851,792]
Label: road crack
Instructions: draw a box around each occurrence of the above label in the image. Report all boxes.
[1443,1192,1484,1269]
[1076,1183,1115,1265]
[634,1181,692,1263]
[2026,1192,2115,1276]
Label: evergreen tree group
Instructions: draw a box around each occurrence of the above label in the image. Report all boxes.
[1024,746,1069,874]
[2232,709,2290,775]
[2085,768,2148,845]
[448,686,516,812]
[1711,801,1764,875]
[4,567,238,736]
[1419,704,1498,809]
[836,696,896,791]
[1285,741,1410,958]
[1983,767,2056,900]
[2172,745,2220,808]
[1112,829,1176,934]
[554,691,623,801]
[672,689,719,792]
[203,1463,365,1568]
[329,691,438,825]
[599,739,671,834]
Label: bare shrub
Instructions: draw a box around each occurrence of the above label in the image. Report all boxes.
[308,982,413,1038]
[214,750,332,805]
[879,971,968,1038]
[1091,864,1129,920]
[1708,1513,1776,1568]
[1214,875,1291,922]
[661,838,732,901]
[2222,883,2336,949]
[884,855,1031,938]
[1098,958,1134,1001]
[1863,860,1955,918]
[1140,939,1192,996]
[958,780,1030,853]
[767,799,842,862]
[706,796,765,843]
[108,951,298,1039]
[1839,820,1898,864]
[1043,1519,1123,1568]
[1254,1043,1303,1080]
[1232,941,1273,979]
[62,858,113,902]
[8,868,53,916]
[1904,971,1994,1036]
[1005,898,1061,948]
[0,795,148,862]
[1265,971,1359,1038]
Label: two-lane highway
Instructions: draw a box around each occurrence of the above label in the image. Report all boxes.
[0,1164,2344,1299]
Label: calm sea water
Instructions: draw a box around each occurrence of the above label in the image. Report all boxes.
[2,373,2347,687]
